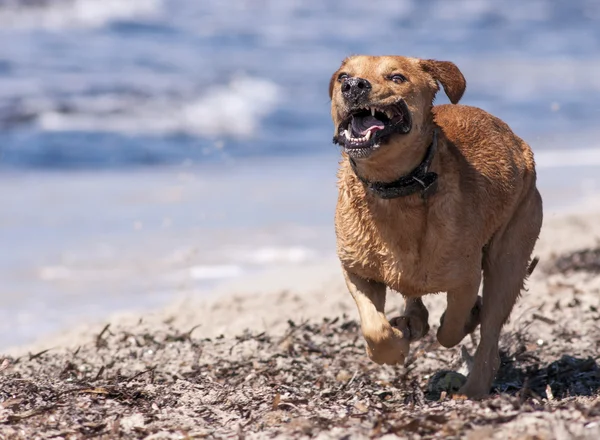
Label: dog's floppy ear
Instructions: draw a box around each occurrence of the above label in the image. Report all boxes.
[420,60,466,104]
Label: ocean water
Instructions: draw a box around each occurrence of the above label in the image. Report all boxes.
[1,0,600,348]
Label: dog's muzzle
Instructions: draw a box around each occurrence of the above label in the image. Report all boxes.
[333,99,412,158]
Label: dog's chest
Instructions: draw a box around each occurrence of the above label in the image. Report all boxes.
[335,195,470,295]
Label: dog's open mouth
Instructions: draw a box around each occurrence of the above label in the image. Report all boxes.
[334,100,411,158]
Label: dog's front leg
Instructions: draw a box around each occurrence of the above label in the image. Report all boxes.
[389,297,430,342]
[343,269,409,365]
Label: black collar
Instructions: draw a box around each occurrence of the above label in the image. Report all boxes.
[349,130,439,200]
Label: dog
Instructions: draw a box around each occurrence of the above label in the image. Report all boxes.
[329,55,543,399]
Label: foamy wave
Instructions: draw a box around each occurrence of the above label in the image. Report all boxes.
[188,265,244,280]
[0,0,162,30]
[39,262,245,283]
[237,246,318,265]
[37,76,280,138]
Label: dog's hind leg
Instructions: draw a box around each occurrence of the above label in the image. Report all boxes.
[343,269,409,365]
[389,297,430,342]
[459,188,543,399]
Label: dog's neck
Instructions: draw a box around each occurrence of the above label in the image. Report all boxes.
[349,126,438,185]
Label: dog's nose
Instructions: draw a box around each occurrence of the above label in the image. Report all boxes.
[341,77,372,103]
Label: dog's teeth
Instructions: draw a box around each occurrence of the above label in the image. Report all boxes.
[365,131,371,141]
[371,108,375,117]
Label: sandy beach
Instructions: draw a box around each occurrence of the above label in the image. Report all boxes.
[2,1,600,439]
[1,203,599,439]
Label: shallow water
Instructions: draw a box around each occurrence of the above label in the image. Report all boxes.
[1,0,600,348]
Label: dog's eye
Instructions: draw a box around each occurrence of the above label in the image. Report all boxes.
[337,73,349,82]
[389,74,407,83]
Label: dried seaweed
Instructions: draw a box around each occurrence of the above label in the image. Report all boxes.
[1,309,599,439]
[549,247,600,274]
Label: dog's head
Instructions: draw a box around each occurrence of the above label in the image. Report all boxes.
[330,56,466,159]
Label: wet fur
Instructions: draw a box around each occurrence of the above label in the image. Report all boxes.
[330,55,543,399]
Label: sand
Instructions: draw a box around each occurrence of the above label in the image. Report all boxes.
[1,207,600,439]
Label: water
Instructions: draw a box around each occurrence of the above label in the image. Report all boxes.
[1,0,600,348]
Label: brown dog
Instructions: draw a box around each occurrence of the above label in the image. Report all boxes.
[329,55,543,399]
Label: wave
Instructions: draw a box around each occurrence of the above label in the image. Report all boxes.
[35,76,280,138]
[234,246,319,265]
[0,0,598,170]
[188,265,244,280]
[0,0,162,30]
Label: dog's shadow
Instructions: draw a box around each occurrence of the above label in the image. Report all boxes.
[492,351,600,399]
[422,350,600,402]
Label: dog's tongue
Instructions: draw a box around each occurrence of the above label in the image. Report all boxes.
[351,115,385,135]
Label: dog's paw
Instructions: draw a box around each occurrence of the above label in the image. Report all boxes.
[389,315,430,341]
[365,327,410,366]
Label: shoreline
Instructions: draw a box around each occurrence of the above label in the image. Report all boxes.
[1,205,599,438]
[6,198,600,358]
[2,151,600,350]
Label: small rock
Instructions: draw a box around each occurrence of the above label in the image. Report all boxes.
[427,370,467,399]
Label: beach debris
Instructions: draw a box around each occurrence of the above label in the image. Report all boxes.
[426,370,467,400]
[549,247,600,274]
[95,323,112,349]
[0,306,599,438]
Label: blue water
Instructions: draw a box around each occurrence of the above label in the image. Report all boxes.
[1,0,600,349]
[0,0,599,168]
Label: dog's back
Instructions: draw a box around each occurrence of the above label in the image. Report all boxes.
[432,103,538,236]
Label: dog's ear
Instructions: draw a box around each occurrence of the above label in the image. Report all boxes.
[420,60,466,104]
